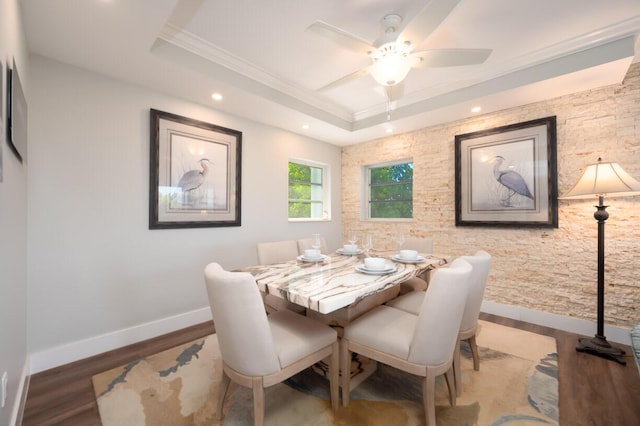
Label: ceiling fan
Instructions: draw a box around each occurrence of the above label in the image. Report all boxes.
[306,0,492,102]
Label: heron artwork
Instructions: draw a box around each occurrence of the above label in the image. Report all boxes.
[175,158,213,206]
[492,156,533,207]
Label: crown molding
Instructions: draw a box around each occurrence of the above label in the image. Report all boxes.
[157,23,355,123]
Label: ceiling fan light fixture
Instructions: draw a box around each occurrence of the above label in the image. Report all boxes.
[370,43,411,86]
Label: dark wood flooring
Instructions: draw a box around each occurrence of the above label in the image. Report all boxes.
[21,314,640,425]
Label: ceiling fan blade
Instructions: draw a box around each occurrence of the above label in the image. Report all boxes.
[318,65,372,92]
[400,0,461,45]
[385,82,405,102]
[412,49,492,68]
[306,21,374,55]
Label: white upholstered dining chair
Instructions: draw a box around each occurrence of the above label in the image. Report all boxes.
[398,237,434,294]
[256,240,306,314]
[296,236,329,255]
[256,239,299,266]
[340,258,472,426]
[386,250,492,395]
[204,262,339,426]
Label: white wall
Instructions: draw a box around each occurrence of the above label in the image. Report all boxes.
[27,55,342,368]
[0,0,29,424]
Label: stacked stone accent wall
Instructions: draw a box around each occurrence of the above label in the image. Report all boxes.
[342,63,640,328]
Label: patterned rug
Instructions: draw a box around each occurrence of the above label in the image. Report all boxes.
[92,320,558,425]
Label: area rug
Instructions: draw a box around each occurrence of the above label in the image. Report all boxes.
[92,320,558,425]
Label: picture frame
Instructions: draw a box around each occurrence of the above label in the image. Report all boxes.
[455,116,558,228]
[149,109,242,229]
[1,59,4,182]
[6,58,28,163]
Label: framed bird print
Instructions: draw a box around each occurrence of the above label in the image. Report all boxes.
[149,109,242,229]
[455,116,558,228]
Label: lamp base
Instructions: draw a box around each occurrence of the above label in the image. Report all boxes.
[576,335,626,365]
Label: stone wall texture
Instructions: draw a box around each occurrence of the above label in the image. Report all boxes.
[342,63,640,328]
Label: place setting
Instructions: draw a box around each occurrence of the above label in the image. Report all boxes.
[392,249,427,264]
[297,234,328,263]
[355,256,397,275]
[336,230,363,256]
[336,244,363,256]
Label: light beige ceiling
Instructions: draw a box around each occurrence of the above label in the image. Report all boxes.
[21,0,640,146]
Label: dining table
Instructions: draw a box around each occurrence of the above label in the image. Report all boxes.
[244,249,446,313]
[242,249,449,388]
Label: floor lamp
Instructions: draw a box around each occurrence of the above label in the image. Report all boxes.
[560,158,640,365]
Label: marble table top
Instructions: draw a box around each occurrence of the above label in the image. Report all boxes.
[243,251,448,314]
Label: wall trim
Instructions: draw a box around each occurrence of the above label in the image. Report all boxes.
[28,307,212,374]
[482,301,631,346]
[10,360,29,426]
[28,301,632,375]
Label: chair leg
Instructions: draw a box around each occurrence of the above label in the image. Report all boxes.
[422,371,437,426]
[252,377,265,426]
[340,339,351,406]
[329,341,340,410]
[453,339,462,396]
[469,334,480,371]
[444,366,456,407]
[216,370,231,420]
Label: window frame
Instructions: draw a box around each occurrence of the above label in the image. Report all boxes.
[288,158,331,222]
[362,158,414,221]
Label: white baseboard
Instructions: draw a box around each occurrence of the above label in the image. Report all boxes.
[27,302,632,375]
[481,301,632,346]
[10,360,29,426]
[28,307,212,374]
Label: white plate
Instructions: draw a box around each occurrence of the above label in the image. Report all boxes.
[336,248,363,255]
[355,265,397,275]
[392,255,426,264]
[297,254,327,262]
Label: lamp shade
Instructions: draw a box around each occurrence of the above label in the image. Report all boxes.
[560,158,640,199]
[370,43,411,87]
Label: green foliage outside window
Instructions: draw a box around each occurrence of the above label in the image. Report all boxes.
[289,162,323,219]
[369,162,413,218]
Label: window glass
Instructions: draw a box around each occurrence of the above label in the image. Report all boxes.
[288,160,329,220]
[366,160,413,219]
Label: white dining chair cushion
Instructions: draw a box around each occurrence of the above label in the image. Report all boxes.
[403,237,433,254]
[256,240,307,314]
[296,237,329,255]
[268,309,337,368]
[204,263,281,376]
[459,250,491,333]
[384,290,423,314]
[388,251,491,320]
[256,240,299,265]
[397,237,433,295]
[408,258,471,366]
[343,305,418,360]
[205,262,341,424]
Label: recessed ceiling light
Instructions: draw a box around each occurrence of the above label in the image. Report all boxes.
[302,124,309,130]
[471,106,481,113]
[385,128,393,133]
[211,93,223,101]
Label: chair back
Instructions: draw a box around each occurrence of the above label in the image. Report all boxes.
[408,258,471,365]
[296,237,329,254]
[403,237,433,254]
[460,250,492,332]
[256,240,299,265]
[204,263,281,376]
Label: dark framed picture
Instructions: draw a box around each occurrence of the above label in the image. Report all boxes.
[149,109,242,229]
[6,58,27,163]
[1,59,3,182]
[455,116,558,228]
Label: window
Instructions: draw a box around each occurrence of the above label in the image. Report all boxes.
[288,159,330,221]
[365,159,413,219]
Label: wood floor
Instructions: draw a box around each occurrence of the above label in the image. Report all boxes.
[21,314,640,425]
